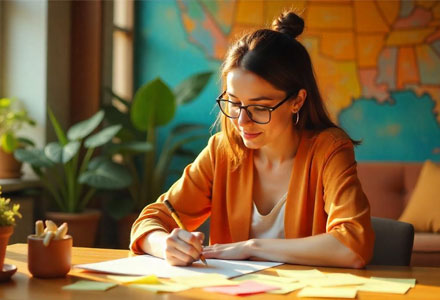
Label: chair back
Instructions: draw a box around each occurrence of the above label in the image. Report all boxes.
[369,217,414,266]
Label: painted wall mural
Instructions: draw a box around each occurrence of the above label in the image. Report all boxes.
[135,0,440,162]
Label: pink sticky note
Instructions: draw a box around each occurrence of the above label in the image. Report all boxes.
[204,280,278,295]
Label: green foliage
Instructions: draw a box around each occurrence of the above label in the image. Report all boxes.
[15,110,132,213]
[0,187,22,226]
[103,72,213,218]
[0,98,36,153]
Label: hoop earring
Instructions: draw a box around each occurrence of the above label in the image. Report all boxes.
[294,112,300,125]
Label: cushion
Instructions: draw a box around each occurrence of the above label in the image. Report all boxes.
[399,160,440,233]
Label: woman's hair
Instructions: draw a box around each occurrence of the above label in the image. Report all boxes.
[217,11,354,167]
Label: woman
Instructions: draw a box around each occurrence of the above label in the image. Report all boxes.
[130,11,374,268]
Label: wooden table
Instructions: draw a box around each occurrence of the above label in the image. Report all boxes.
[2,243,440,299]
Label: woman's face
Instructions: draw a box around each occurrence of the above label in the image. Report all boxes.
[225,68,297,150]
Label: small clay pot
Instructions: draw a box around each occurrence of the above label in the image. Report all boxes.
[27,235,72,278]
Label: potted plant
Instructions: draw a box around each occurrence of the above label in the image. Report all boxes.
[14,110,132,247]
[0,97,35,179]
[0,186,21,270]
[103,72,212,247]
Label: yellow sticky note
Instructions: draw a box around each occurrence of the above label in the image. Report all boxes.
[170,273,239,288]
[357,280,411,294]
[107,274,160,284]
[129,283,189,293]
[300,273,368,287]
[276,269,326,279]
[370,277,416,287]
[298,287,357,298]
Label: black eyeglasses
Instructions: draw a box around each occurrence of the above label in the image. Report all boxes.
[216,91,294,124]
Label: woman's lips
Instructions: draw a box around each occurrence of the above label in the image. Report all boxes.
[243,132,261,139]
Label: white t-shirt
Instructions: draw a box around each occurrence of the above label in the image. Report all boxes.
[249,193,287,239]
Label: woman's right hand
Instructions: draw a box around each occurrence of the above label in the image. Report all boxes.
[164,228,205,266]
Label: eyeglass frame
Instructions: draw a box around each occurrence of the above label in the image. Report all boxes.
[215,90,296,124]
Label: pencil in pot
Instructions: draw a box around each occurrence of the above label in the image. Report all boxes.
[163,199,208,266]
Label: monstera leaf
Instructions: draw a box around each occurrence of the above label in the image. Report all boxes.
[130,78,175,131]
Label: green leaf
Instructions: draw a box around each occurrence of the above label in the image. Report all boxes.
[67,110,105,141]
[174,71,213,105]
[1,132,18,153]
[44,141,81,164]
[14,148,54,168]
[87,156,108,170]
[103,196,135,220]
[131,78,176,131]
[79,160,132,189]
[84,124,122,148]
[62,141,81,163]
[48,108,68,146]
[44,142,63,163]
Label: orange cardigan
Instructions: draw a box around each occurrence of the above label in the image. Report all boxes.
[130,128,375,265]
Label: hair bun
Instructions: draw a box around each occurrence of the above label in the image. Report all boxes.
[272,11,304,39]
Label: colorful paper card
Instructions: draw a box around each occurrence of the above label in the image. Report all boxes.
[276,269,326,279]
[107,274,160,284]
[62,280,117,291]
[204,280,279,295]
[170,273,239,288]
[298,287,358,298]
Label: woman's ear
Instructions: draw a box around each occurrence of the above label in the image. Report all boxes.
[291,89,307,113]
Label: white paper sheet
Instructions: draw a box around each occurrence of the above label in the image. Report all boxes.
[74,255,282,278]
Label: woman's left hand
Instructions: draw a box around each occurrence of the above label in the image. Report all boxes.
[203,240,255,260]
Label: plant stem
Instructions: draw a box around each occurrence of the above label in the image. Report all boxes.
[40,174,66,212]
[76,147,94,210]
[141,126,155,211]
[79,188,96,212]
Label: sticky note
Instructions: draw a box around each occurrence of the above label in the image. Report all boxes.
[370,277,416,287]
[170,273,239,288]
[62,280,117,291]
[357,280,411,294]
[129,283,189,293]
[298,287,358,298]
[204,280,279,295]
[276,269,326,279]
[234,273,298,284]
[107,274,160,284]
[233,274,304,294]
[300,273,368,287]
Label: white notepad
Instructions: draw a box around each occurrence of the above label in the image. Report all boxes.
[75,254,282,278]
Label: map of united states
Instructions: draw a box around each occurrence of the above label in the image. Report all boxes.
[175,0,440,161]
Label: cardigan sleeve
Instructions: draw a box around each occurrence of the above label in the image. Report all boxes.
[322,137,375,266]
[129,134,218,254]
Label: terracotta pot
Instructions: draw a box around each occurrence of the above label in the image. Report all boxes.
[0,226,13,270]
[45,210,101,247]
[0,149,22,179]
[117,213,138,249]
[27,234,72,278]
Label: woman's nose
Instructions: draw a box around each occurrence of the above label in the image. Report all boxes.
[238,108,252,125]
